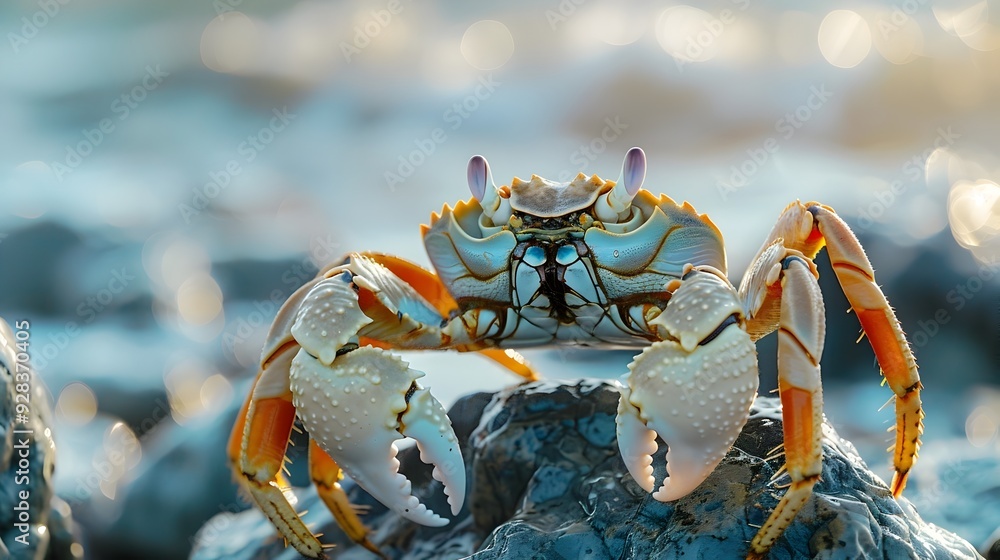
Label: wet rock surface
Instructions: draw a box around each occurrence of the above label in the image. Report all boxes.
[0,318,81,560]
[191,380,983,560]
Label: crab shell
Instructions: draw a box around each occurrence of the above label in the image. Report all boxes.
[421,152,727,336]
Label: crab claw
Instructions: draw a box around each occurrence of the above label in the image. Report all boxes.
[616,326,758,501]
[290,346,465,527]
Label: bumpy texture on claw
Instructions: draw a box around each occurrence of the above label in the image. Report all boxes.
[618,268,759,501]
[289,346,464,527]
[618,327,758,501]
[290,274,373,365]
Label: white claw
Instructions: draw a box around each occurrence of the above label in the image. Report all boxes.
[289,346,464,527]
[616,383,658,493]
[619,327,758,502]
[399,386,466,515]
[290,274,372,365]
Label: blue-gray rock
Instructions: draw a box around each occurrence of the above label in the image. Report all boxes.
[191,380,983,560]
[77,386,251,560]
[0,318,82,560]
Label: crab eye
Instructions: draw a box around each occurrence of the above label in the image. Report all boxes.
[623,147,646,196]
[596,147,646,223]
[467,155,490,202]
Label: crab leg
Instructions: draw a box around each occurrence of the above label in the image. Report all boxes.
[232,250,539,556]
[225,278,332,557]
[230,259,474,557]
[230,340,327,558]
[309,440,382,557]
[740,201,922,496]
[747,255,825,559]
[809,204,921,495]
[356,252,539,381]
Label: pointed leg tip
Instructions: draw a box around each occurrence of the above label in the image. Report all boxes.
[890,470,909,498]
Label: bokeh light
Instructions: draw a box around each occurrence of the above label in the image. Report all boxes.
[933,1,989,38]
[656,6,720,63]
[164,358,214,423]
[872,11,924,65]
[200,12,259,74]
[55,382,98,426]
[142,234,211,291]
[199,373,234,412]
[966,404,999,447]
[176,272,224,327]
[818,10,872,68]
[461,20,514,70]
[98,421,142,500]
[948,179,1000,262]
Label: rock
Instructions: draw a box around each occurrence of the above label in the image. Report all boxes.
[77,385,250,560]
[986,527,1000,560]
[191,380,983,560]
[0,223,84,317]
[0,318,82,559]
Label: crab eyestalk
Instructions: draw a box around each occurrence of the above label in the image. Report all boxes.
[595,146,645,223]
[468,155,512,226]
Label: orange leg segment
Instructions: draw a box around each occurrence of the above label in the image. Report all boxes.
[479,348,539,381]
[309,440,385,558]
[742,202,922,498]
[748,256,825,559]
[810,204,922,495]
[238,394,324,558]
[357,252,541,382]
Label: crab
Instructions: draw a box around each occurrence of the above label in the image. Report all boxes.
[227,148,922,559]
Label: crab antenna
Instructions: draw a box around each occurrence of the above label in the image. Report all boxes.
[468,155,501,218]
[596,147,646,222]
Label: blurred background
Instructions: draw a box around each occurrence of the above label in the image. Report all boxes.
[1,0,999,558]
